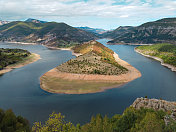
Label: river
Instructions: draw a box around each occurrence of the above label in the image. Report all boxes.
[0,39,176,125]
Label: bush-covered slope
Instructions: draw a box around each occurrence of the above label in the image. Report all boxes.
[57,41,128,75]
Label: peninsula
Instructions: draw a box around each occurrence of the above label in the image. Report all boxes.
[40,41,141,94]
[0,48,40,75]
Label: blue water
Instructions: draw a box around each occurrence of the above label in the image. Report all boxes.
[0,39,176,125]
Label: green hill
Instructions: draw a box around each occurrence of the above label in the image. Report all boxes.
[0,21,97,48]
[136,44,176,67]
[108,18,176,44]
[58,41,128,75]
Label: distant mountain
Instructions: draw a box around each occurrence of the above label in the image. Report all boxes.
[0,20,10,26]
[0,21,97,47]
[25,18,47,23]
[101,26,134,39]
[108,18,176,44]
[76,27,106,34]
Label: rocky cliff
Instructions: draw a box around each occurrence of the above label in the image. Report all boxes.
[132,97,176,112]
[132,97,176,125]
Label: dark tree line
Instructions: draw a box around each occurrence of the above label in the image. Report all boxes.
[0,48,31,70]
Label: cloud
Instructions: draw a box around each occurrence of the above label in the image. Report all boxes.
[0,0,176,29]
[120,15,129,18]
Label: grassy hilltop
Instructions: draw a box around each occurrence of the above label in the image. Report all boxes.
[57,41,128,75]
[136,44,176,67]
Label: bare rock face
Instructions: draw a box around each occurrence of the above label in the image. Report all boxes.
[131,97,176,112]
[132,97,176,125]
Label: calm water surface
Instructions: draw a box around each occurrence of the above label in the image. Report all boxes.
[0,39,176,125]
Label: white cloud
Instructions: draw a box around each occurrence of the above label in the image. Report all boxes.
[0,0,176,29]
[120,15,129,18]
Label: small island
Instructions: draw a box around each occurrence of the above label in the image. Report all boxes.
[135,44,176,72]
[0,48,40,75]
[40,41,141,94]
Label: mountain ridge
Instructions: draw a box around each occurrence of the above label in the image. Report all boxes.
[76,26,106,34]
[25,18,47,23]
[107,17,176,44]
[0,21,97,48]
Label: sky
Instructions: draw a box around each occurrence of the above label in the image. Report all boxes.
[0,0,176,30]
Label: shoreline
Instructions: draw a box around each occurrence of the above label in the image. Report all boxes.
[135,48,176,72]
[40,51,141,94]
[107,42,153,46]
[44,45,82,57]
[0,53,41,75]
[5,41,37,45]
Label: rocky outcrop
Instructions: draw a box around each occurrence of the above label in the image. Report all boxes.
[132,97,176,125]
[132,97,176,112]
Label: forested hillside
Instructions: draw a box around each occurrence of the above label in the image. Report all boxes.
[0,21,97,48]
[0,48,31,70]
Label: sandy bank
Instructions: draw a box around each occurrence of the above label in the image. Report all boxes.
[40,51,141,94]
[0,53,41,75]
[135,48,176,72]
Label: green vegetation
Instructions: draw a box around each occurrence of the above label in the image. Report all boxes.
[136,44,176,67]
[57,41,128,75]
[1,105,175,132]
[57,52,126,75]
[55,40,79,48]
[32,107,176,132]
[0,109,30,132]
[0,21,96,48]
[0,48,31,70]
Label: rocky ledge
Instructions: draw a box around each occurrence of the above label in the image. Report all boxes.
[131,97,176,112]
[131,97,176,125]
